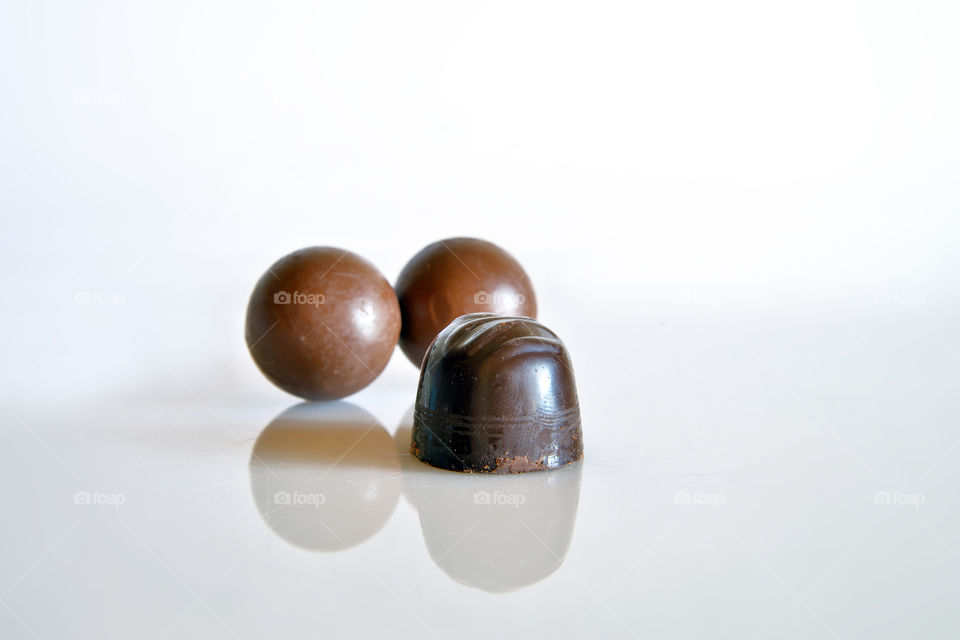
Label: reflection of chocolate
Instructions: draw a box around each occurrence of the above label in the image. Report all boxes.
[411,313,583,473]
[395,238,537,366]
[250,402,400,551]
[399,409,582,592]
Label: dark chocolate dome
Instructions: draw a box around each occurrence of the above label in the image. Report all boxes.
[411,313,583,473]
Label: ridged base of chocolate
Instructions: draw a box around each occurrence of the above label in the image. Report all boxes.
[411,406,583,473]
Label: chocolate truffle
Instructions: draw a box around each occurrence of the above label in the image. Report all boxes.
[411,313,582,473]
[245,247,401,400]
[395,238,537,366]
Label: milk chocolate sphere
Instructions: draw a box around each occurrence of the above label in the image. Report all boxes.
[395,238,537,366]
[245,247,401,400]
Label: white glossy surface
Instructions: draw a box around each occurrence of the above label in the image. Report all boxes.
[2,293,958,639]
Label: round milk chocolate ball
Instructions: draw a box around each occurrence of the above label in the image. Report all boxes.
[245,247,401,400]
[395,237,537,366]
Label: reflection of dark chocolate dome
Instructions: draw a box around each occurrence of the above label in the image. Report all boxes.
[407,460,583,592]
[411,313,583,473]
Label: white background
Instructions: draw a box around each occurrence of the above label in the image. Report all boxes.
[1,1,958,638]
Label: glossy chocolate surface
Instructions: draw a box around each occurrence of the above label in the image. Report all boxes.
[395,238,537,366]
[411,313,582,473]
[245,247,401,400]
